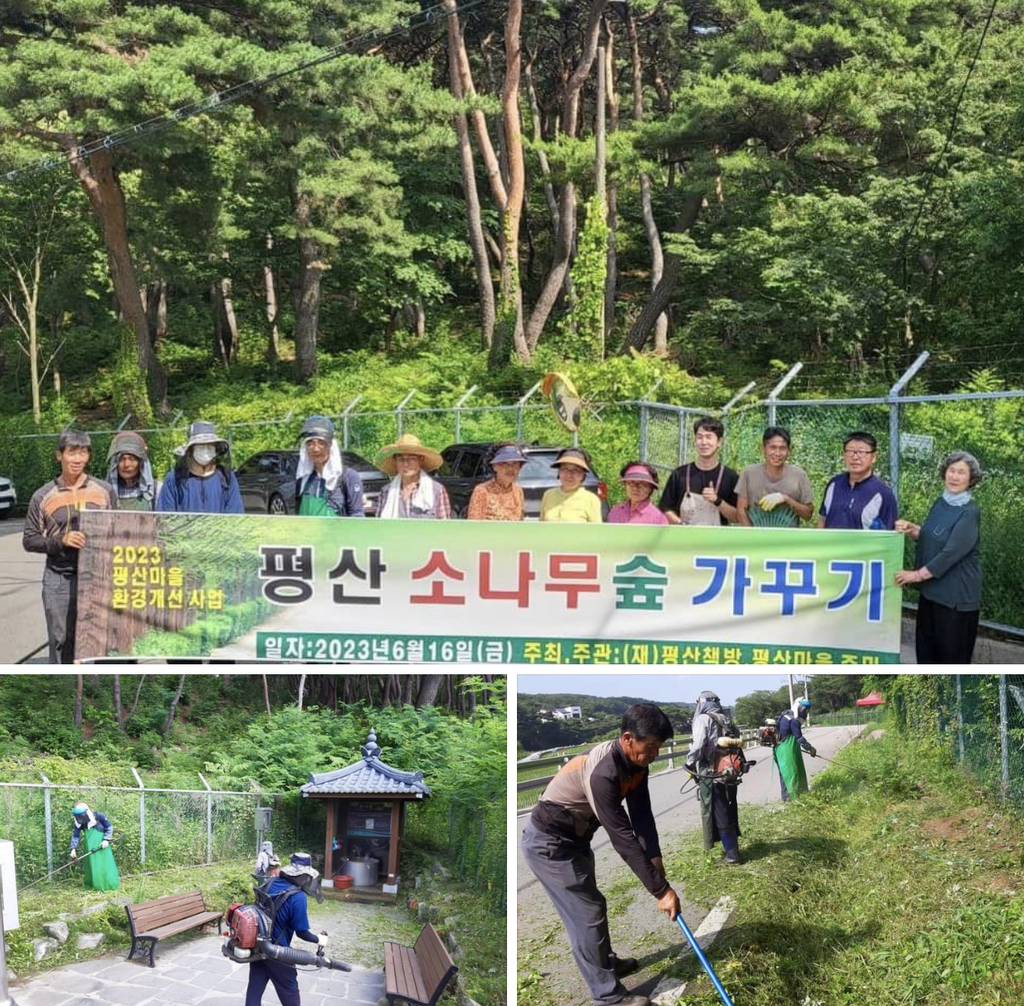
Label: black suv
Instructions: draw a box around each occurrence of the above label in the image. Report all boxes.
[436,443,609,519]
[235,450,390,516]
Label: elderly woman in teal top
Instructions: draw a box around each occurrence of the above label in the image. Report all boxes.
[895,451,982,663]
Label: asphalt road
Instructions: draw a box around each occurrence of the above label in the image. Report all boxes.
[516,725,864,1005]
[0,516,48,662]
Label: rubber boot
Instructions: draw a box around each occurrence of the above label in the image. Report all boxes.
[609,953,639,978]
[720,830,741,865]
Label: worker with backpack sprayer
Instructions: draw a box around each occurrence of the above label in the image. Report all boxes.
[684,692,754,866]
[223,852,351,1005]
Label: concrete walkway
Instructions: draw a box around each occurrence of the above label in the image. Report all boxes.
[10,932,386,1006]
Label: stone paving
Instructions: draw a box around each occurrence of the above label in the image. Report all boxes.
[9,932,386,1006]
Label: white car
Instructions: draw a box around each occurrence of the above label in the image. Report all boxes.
[0,476,16,518]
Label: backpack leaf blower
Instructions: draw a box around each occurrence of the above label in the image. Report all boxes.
[222,902,351,972]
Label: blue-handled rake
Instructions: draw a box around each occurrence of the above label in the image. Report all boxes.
[674,914,735,1006]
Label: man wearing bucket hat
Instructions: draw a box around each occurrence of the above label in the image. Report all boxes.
[541,447,603,523]
[106,430,159,511]
[376,433,452,519]
[69,802,120,891]
[246,852,328,1006]
[156,421,244,514]
[295,416,364,517]
[467,443,528,520]
[23,429,117,663]
[607,462,669,525]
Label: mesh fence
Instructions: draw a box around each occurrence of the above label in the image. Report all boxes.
[954,675,1024,807]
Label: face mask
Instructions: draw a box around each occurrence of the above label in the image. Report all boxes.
[192,445,217,466]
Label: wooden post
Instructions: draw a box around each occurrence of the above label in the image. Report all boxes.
[325,799,336,880]
[387,801,402,883]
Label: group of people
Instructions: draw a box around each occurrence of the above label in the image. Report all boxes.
[23,412,983,664]
[523,697,819,1006]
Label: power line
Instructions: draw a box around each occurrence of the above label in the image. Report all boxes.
[899,0,1000,281]
[1,0,486,185]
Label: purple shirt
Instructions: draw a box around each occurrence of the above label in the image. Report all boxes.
[819,472,897,530]
[607,499,669,526]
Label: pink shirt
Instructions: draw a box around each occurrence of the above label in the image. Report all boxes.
[607,499,669,526]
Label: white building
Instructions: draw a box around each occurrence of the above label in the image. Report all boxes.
[551,705,583,720]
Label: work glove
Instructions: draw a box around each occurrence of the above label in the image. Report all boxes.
[759,492,787,512]
[70,849,77,860]
[101,840,110,849]
[316,933,329,947]
[807,745,817,758]
[684,763,698,781]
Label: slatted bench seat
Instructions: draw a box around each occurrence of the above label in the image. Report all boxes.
[125,890,222,967]
[384,923,459,1006]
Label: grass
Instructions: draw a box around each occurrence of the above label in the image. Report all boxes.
[518,731,1024,1006]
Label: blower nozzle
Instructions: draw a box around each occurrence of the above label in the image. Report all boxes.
[260,941,352,972]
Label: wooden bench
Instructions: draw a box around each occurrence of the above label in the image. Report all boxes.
[125,891,223,967]
[384,923,459,1006]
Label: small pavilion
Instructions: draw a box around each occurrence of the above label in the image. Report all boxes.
[300,729,431,895]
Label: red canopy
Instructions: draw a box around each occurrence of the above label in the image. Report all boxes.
[855,692,886,707]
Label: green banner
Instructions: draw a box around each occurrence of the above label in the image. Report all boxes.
[75,511,904,663]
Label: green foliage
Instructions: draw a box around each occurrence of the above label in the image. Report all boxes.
[556,195,608,361]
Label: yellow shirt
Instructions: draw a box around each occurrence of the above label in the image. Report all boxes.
[540,487,603,523]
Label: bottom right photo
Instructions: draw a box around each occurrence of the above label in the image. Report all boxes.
[517,673,1024,1006]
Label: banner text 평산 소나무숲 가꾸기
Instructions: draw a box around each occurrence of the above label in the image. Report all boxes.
[73,510,904,663]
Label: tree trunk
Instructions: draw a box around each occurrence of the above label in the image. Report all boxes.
[401,675,416,706]
[212,274,239,366]
[525,0,609,351]
[68,146,168,417]
[163,674,186,735]
[622,194,703,353]
[263,233,280,364]
[146,280,167,348]
[603,36,619,348]
[74,674,83,729]
[127,676,145,720]
[524,60,559,231]
[624,2,668,352]
[490,0,528,367]
[113,674,123,728]
[291,185,323,383]
[297,673,306,711]
[414,675,444,709]
[446,10,496,350]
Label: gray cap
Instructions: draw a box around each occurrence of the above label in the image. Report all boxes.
[300,416,335,441]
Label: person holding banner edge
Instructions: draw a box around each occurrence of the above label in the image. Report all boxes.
[818,432,898,530]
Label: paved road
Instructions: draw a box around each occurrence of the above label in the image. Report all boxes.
[516,725,864,1006]
[0,517,47,663]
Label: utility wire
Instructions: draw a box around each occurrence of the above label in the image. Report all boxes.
[2,0,486,185]
[899,0,1000,282]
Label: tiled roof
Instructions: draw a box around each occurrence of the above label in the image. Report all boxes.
[300,730,431,798]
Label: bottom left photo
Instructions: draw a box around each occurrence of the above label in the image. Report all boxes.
[0,673,506,1006]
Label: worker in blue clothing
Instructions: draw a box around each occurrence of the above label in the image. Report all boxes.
[774,699,816,802]
[156,420,244,514]
[245,852,328,1006]
[69,802,120,890]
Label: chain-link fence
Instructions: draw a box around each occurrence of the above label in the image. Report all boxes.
[3,368,1022,632]
[0,778,265,889]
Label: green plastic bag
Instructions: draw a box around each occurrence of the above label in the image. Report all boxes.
[82,825,121,891]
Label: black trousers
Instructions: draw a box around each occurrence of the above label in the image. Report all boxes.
[915,596,979,664]
[245,960,300,1006]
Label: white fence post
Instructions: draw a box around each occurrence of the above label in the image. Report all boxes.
[999,675,1010,800]
[956,675,965,764]
[340,395,363,450]
[516,381,541,442]
[198,773,213,864]
[131,767,146,865]
[40,773,52,880]
[454,386,477,443]
[394,390,417,438]
[766,363,803,427]
[888,351,930,501]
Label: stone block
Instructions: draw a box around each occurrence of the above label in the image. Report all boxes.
[76,932,106,951]
[32,937,59,962]
[43,921,70,945]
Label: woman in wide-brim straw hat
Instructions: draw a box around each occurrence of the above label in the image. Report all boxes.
[540,447,603,523]
[376,433,452,519]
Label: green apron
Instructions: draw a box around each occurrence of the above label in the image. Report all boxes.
[774,736,809,799]
[299,491,333,517]
[82,826,121,891]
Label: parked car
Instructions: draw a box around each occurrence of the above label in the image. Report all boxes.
[235,450,389,516]
[436,443,609,519]
[0,475,16,518]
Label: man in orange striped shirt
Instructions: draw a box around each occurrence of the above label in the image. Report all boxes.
[23,430,116,663]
